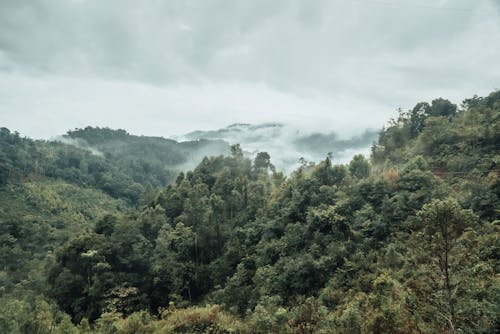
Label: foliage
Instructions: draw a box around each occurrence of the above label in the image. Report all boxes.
[1,91,499,333]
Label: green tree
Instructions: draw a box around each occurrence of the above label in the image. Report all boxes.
[254,151,274,174]
[414,199,477,333]
[428,98,457,117]
[349,154,371,179]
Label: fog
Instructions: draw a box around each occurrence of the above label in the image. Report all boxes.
[54,135,104,157]
[1,0,499,141]
[176,123,378,172]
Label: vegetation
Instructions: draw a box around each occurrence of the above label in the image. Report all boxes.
[0,91,498,333]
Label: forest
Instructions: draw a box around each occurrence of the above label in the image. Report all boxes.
[0,91,498,333]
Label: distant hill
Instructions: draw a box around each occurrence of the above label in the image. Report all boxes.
[65,126,230,168]
[0,126,230,205]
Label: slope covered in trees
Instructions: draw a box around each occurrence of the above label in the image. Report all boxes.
[0,91,498,333]
[0,127,229,205]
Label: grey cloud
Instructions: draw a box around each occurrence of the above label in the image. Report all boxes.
[2,0,498,93]
[0,0,499,143]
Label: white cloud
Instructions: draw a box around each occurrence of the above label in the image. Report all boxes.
[0,72,393,139]
[0,0,499,140]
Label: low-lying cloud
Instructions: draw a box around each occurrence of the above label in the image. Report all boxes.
[53,135,104,157]
[176,123,378,172]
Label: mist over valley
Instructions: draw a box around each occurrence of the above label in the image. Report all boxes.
[176,122,378,172]
[47,123,380,176]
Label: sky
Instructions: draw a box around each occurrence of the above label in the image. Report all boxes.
[1,0,499,140]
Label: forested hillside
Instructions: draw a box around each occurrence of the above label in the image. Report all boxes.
[0,91,499,333]
[0,127,229,205]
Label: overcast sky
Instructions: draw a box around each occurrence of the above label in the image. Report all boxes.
[1,0,499,139]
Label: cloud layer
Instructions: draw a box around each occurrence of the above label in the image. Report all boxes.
[177,123,378,172]
[1,0,499,139]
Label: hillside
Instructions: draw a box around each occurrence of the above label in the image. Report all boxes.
[0,127,230,205]
[65,126,230,171]
[0,91,499,333]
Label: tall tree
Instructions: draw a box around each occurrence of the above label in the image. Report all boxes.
[413,199,477,333]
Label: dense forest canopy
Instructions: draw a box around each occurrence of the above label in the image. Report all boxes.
[0,91,499,333]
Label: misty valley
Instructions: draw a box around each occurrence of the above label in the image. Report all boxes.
[0,92,498,333]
